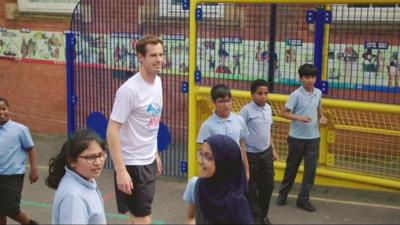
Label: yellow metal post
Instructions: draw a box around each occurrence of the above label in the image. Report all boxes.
[188,1,198,179]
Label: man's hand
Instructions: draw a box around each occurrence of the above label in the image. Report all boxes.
[116,170,134,195]
[155,153,162,176]
[29,168,39,184]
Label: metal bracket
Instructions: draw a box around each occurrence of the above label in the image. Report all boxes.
[326,153,335,166]
[327,130,336,144]
[71,95,78,105]
[182,0,189,10]
[321,80,329,95]
[306,9,331,24]
[324,10,332,24]
[181,81,188,93]
[196,8,203,21]
[195,70,201,83]
[180,161,188,173]
[306,10,316,24]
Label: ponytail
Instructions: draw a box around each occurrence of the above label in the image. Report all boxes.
[46,142,69,189]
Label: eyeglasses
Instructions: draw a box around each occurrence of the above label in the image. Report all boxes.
[215,99,232,105]
[197,151,215,162]
[78,151,108,164]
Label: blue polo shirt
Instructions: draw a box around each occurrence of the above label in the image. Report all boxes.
[197,112,249,146]
[52,167,106,224]
[285,86,322,139]
[183,176,198,204]
[240,101,273,153]
[0,120,34,175]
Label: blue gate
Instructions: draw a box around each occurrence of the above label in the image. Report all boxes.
[67,0,189,178]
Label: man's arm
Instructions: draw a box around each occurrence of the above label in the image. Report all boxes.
[239,138,250,182]
[27,147,39,184]
[155,152,162,176]
[106,120,133,195]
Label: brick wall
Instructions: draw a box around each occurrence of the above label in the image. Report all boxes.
[1,0,69,134]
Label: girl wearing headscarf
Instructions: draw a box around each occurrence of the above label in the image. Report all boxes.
[183,134,253,224]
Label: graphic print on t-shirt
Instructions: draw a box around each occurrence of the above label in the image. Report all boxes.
[147,103,162,128]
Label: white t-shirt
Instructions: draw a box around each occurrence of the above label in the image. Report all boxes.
[110,72,163,165]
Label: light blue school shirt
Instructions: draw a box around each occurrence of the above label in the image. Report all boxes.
[240,101,273,153]
[52,167,106,224]
[285,86,322,139]
[0,120,34,175]
[197,112,249,146]
[183,176,199,204]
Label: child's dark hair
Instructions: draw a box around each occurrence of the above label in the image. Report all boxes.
[250,79,269,94]
[211,84,231,101]
[298,64,318,78]
[0,96,9,107]
[46,130,107,189]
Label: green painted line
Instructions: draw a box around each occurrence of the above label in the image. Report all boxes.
[21,200,52,208]
[21,199,165,224]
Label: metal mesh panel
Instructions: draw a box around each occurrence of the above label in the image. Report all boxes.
[330,130,399,178]
[70,0,189,178]
[196,89,400,179]
[195,3,316,93]
[325,106,400,178]
[328,4,400,103]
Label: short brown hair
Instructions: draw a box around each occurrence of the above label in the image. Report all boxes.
[136,34,163,56]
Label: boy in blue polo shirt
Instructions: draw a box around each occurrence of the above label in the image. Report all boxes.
[0,97,39,225]
[276,64,327,212]
[197,84,250,181]
[240,79,279,224]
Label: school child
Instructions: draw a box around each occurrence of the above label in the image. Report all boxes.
[197,84,250,181]
[46,130,107,224]
[183,134,253,224]
[240,79,279,224]
[276,64,327,212]
[0,96,39,225]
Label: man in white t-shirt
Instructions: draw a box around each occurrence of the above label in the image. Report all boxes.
[107,35,164,225]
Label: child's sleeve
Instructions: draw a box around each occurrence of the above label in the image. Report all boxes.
[285,92,298,111]
[197,123,211,144]
[239,116,249,138]
[183,177,198,203]
[20,126,34,151]
[239,107,249,122]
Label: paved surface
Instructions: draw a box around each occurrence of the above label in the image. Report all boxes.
[6,133,400,224]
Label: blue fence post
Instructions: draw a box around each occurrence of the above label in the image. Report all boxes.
[313,7,325,91]
[65,31,76,136]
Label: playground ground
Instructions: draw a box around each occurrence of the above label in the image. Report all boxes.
[8,133,400,224]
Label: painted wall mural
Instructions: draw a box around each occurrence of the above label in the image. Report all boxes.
[1,29,399,89]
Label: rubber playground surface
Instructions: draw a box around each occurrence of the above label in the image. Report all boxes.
[8,133,400,224]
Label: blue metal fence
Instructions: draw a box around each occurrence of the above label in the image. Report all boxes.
[67,0,190,178]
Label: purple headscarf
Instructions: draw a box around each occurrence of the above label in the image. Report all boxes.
[197,134,253,224]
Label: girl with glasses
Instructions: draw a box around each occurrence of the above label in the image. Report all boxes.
[46,130,108,224]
